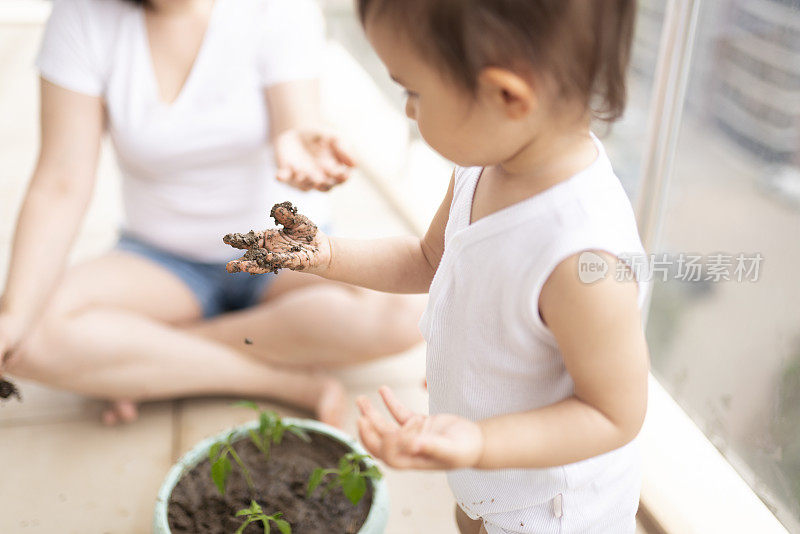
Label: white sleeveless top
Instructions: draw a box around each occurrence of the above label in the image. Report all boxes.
[419,135,648,528]
[36,0,330,262]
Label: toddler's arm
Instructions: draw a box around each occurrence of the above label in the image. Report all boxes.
[475,250,648,468]
[224,171,455,294]
[356,250,649,470]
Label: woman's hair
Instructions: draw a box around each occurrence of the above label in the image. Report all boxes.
[357,0,636,122]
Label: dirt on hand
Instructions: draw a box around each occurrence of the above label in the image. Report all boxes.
[223,201,320,275]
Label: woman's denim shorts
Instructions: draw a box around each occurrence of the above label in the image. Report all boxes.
[116,233,275,318]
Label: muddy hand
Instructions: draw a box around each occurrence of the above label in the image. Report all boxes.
[224,201,330,275]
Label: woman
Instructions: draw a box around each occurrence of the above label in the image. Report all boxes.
[0,0,422,426]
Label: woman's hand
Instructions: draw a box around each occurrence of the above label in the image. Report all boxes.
[356,386,484,470]
[0,313,25,375]
[224,202,331,275]
[274,129,355,192]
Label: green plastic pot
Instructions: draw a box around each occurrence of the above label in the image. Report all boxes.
[153,418,389,533]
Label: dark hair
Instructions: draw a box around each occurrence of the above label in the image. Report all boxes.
[357,0,636,122]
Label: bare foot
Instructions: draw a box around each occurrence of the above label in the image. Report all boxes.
[101,400,139,426]
[315,377,346,429]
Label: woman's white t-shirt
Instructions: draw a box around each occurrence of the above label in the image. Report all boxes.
[37,0,330,262]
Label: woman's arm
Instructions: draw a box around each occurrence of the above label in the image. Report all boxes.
[0,79,104,361]
[265,80,354,192]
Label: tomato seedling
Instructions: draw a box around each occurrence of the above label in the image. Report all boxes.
[209,431,256,495]
[306,452,382,505]
[234,401,310,460]
[235,500,291,534]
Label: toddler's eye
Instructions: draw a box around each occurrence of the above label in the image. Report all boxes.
[404,89,419,99]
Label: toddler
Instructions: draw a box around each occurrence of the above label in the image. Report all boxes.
[225,1,648,532]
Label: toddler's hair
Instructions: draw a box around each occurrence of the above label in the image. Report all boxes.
[357,0,636,122]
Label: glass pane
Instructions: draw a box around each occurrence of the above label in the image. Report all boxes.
[647,0,800,530]
[601,0,666,201]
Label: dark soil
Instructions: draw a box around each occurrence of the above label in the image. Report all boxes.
[0,378,21,402]
[168,430,373,534]
[223,201,319,275]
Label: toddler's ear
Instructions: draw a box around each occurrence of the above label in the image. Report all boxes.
[477,67,536,120]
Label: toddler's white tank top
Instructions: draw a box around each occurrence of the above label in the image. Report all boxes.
[419,134,648,532]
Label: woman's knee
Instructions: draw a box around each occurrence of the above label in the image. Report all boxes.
[6,307,85,382]
[368,292,426,349]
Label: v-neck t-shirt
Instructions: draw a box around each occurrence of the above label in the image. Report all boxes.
[419,135,648,531]
[36,0,330,262]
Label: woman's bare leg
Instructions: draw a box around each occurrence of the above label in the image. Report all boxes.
[188,270,426,368]
[6,252,346,426]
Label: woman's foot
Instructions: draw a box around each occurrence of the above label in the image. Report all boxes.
[101,399,139,425]
[98,378,343,428]
[315,377,346,429]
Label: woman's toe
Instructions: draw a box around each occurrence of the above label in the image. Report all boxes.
[101,407,119,426]
[114,400,139,424]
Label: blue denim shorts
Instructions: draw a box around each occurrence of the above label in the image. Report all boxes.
[116,233,275,318]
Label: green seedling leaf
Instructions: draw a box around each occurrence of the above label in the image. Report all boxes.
[211,455,232,496]
[236,501,291,534]
[362,464,383,480]
[306,452,382,506]
[275,518,292,534]
[287,426,311,442]
[342,470,367,505]
[306,467,326,497]
[273,423,286,444]
[233,400,261,411]
[338,455,350,472]
[248,429,268,456]
[209,442,222,461]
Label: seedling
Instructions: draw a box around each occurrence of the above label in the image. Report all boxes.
[306,452,382,505]
[234,401,310,460]
[209,432,256,495]
[235,500,291,534]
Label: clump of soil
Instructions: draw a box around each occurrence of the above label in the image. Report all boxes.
[223,201,319,274]
[168,430,372,534]
[0,378,21,402]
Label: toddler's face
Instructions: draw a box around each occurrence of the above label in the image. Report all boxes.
[365,18,536,168]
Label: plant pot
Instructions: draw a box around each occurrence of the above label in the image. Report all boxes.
[153,418,389,533]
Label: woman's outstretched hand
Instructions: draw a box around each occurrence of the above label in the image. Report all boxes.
[223,202,331,275]
[356,386,484,471]
[274,129,355,192]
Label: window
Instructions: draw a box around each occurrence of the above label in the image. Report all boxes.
[646,0,800,529]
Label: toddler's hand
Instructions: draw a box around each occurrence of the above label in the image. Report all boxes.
[224,202,331,275]
[274,129,354,192]
[356,386,484,470]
